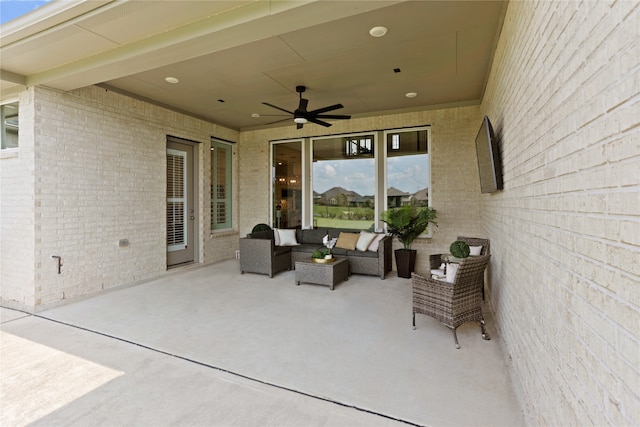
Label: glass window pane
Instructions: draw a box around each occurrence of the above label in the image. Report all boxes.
[385,128,432,233]
[1,102,19,150]
[273,141,302,229]
[211,140,232,230]
[313,134,376,230]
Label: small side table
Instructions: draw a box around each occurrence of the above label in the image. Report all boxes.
[294,257,349,290]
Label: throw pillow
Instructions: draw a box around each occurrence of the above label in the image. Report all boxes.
[367,233,385,252]
[277,229,299,246]
[273,228,281,246]
[355,231,377,251]
[469,245,483,256]
[335,232,360,250]
[445,263,459,283]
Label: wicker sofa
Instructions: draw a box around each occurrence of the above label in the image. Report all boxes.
[239,227,392,279]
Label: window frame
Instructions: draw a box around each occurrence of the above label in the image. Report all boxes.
[270,125,431,237]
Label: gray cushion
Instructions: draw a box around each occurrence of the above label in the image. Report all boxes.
[274,246,291,256]
[346,249,378,258]
[299,228,329,244]
[290,244,323,253]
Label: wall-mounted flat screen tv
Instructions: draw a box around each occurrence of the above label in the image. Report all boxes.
[475,116,503,193]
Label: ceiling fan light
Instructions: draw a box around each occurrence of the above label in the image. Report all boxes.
[294,117,308,124]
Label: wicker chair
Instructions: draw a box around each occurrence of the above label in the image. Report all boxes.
[411,254,491,349]
[457,236,490,299]
[239,230,290,278]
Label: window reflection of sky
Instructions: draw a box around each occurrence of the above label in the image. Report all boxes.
[313,155,429,195]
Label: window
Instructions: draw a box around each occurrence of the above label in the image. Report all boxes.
[313,133,376,230]
[270,126,431,237]
[1,101,18,149]
[211,139,232,230]
[385,126,432,235]
[272,140,302,229]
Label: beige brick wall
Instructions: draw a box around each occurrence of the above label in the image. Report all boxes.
[0,90,36,308]
[239,105,486,273]
[481,0,639,424]
[0,86,239,311]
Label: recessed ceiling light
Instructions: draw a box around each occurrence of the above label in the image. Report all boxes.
[405,92,418,98]
[251,113,260,118]
[165,77,179,84]
[369,26,388,37]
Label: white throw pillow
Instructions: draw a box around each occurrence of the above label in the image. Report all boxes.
[367,233,385,252]
[469,245,483,256]
[356,231,377,252]
[277,229,299,246]
[273,228,281,246]
[445,263,459,283]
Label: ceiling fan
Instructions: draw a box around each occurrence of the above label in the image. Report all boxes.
[262,86,351,129]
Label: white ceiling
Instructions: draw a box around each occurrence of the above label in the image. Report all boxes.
[0,0,507,131]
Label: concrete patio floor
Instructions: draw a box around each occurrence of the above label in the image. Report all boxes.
[1,259,526,426]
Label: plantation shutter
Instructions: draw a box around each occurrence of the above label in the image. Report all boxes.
[167,149,187,251]
[211,140,232,230]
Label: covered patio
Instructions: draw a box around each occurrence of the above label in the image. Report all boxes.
[1,260,523,426]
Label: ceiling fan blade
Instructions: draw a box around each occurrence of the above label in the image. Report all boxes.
[308,117,332,127]
[308,103,344,115]
[262,102,294,115]
[315,114,351,120]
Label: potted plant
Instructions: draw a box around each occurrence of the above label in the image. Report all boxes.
[380,205,437,278]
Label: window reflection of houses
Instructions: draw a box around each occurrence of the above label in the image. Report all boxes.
[410,187,429,206]
[386,186,429,207]
[315,185,428,209]
[387,187,410,208]
[317,186,364,207]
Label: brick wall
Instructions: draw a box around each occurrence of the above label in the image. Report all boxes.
[481,1,639,424]
[239,105,486,273]
[0,90,36,308]
[0,86,239,311]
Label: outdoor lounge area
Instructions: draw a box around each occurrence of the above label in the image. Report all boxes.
[1,1,638,426]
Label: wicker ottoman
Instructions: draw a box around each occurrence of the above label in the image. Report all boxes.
[294,257,349,290]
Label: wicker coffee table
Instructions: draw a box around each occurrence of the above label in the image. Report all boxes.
[295,257,349,290]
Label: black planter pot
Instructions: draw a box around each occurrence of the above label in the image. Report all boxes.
[394,248,417,278]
